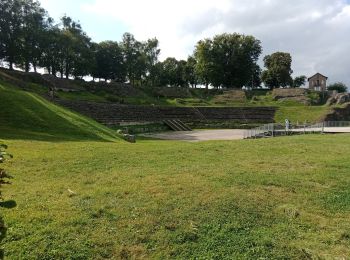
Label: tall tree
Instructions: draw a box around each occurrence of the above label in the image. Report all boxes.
[92,41,125,82]
[0,0,24,70]
[246,64,262,89]
[144,38,160,86]
[194,39,215,90]
[160,58,187,87]
[121,33,146,86]
[261,52,293,89]
[194,33,262,89]
[18,0,48,72]
[57,15,92,79]
[184,56,198,88]
[40,25,63,76]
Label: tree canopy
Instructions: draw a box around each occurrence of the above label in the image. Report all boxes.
[261,52,293,89]
[328,82,348,93]
[194,33,262,89]
[1,0,315,91]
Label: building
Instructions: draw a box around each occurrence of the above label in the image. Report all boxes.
[308,73,328,91]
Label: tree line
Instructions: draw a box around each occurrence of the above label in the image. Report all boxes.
[0,0,306,89]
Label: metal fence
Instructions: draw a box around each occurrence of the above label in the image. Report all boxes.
[323,121,350,128]
[244,121,350,139]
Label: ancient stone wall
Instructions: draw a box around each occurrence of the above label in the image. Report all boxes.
[323,104,350,121]
[57,100,276,126]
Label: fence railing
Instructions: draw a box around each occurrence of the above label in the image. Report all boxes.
[323,121,350,128]
[244,121,350,139]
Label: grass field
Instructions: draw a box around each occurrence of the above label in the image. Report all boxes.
[1,81,350,259]
[1,135,350,259]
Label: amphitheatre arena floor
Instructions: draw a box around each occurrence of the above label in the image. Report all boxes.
[141,127,350,142]
[141,129,246,142]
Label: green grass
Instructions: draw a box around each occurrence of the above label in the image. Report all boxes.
[1,79,350,258]
[56,90,108,103]
[275,106,331,124]
[1,135,350,259]
[0,83,119,141]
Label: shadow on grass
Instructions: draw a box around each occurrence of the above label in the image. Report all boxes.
[0,127,118,142]
[0,201,16,260]
[0,216,6,260]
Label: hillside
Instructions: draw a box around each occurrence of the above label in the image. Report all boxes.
[0,69,336,126]
[1,70,350,259]
[0,82,119,142]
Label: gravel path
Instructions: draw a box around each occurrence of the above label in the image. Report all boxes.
[141,129,245,142]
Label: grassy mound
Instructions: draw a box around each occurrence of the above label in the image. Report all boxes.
[0,82,119,141]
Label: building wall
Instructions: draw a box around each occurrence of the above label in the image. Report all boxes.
[309,74,327,91]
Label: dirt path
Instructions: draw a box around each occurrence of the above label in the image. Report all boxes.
[141,129,245,142]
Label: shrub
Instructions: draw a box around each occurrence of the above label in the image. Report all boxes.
[0,144,12,200]
[0,144,12,258]
[328,82,348,93]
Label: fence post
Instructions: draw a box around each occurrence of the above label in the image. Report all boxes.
[322,122,325,134]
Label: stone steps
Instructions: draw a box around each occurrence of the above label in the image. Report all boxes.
[56,100,276,126]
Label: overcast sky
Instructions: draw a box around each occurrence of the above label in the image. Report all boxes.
[39,0,350,85]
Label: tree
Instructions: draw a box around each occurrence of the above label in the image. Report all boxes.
[194,39,215,90]
[40,25,63,76]
[161,57,179,86]
[92,41,125,82]
[246,64,262,89]
[184,56,198,88]
[18,0,48,72]
[121,33,147,86]
[328,82,348,93]
[143,38,160,86]
[0,0,24,70]
[59,16,93,79]
[292,75,307,88]
[261,52,293,89]
[194,33,262,89]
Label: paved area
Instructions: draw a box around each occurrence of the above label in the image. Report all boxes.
[142,127,350,142]
[324,127,350,133]
[141,129,245,142]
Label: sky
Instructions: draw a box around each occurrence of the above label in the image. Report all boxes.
[39,0,350,85]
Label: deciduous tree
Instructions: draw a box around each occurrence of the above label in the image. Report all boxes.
[261,52,293,89]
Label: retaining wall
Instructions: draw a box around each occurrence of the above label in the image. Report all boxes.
[57,100,276,127]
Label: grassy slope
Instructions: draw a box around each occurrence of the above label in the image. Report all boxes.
[54,89,332,124]
[1,134,350,259]
[0,67,331,124]
[0,82,119,142]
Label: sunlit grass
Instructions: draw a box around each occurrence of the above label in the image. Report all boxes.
[0,83,119,141]
[1,134,350,259]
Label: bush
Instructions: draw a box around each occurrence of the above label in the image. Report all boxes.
[0,144,13,258]
[328,82,348,93]
[0,144,12,200]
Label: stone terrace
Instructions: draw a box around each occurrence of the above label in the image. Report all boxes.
[57,100,276,126]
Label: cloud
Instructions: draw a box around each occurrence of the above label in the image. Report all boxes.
[80,0,350,85]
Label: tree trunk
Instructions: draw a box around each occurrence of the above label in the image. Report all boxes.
[9,60,14,70]
[25,61,30,73]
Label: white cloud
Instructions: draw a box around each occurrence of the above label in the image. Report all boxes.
[82,0,350,85]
